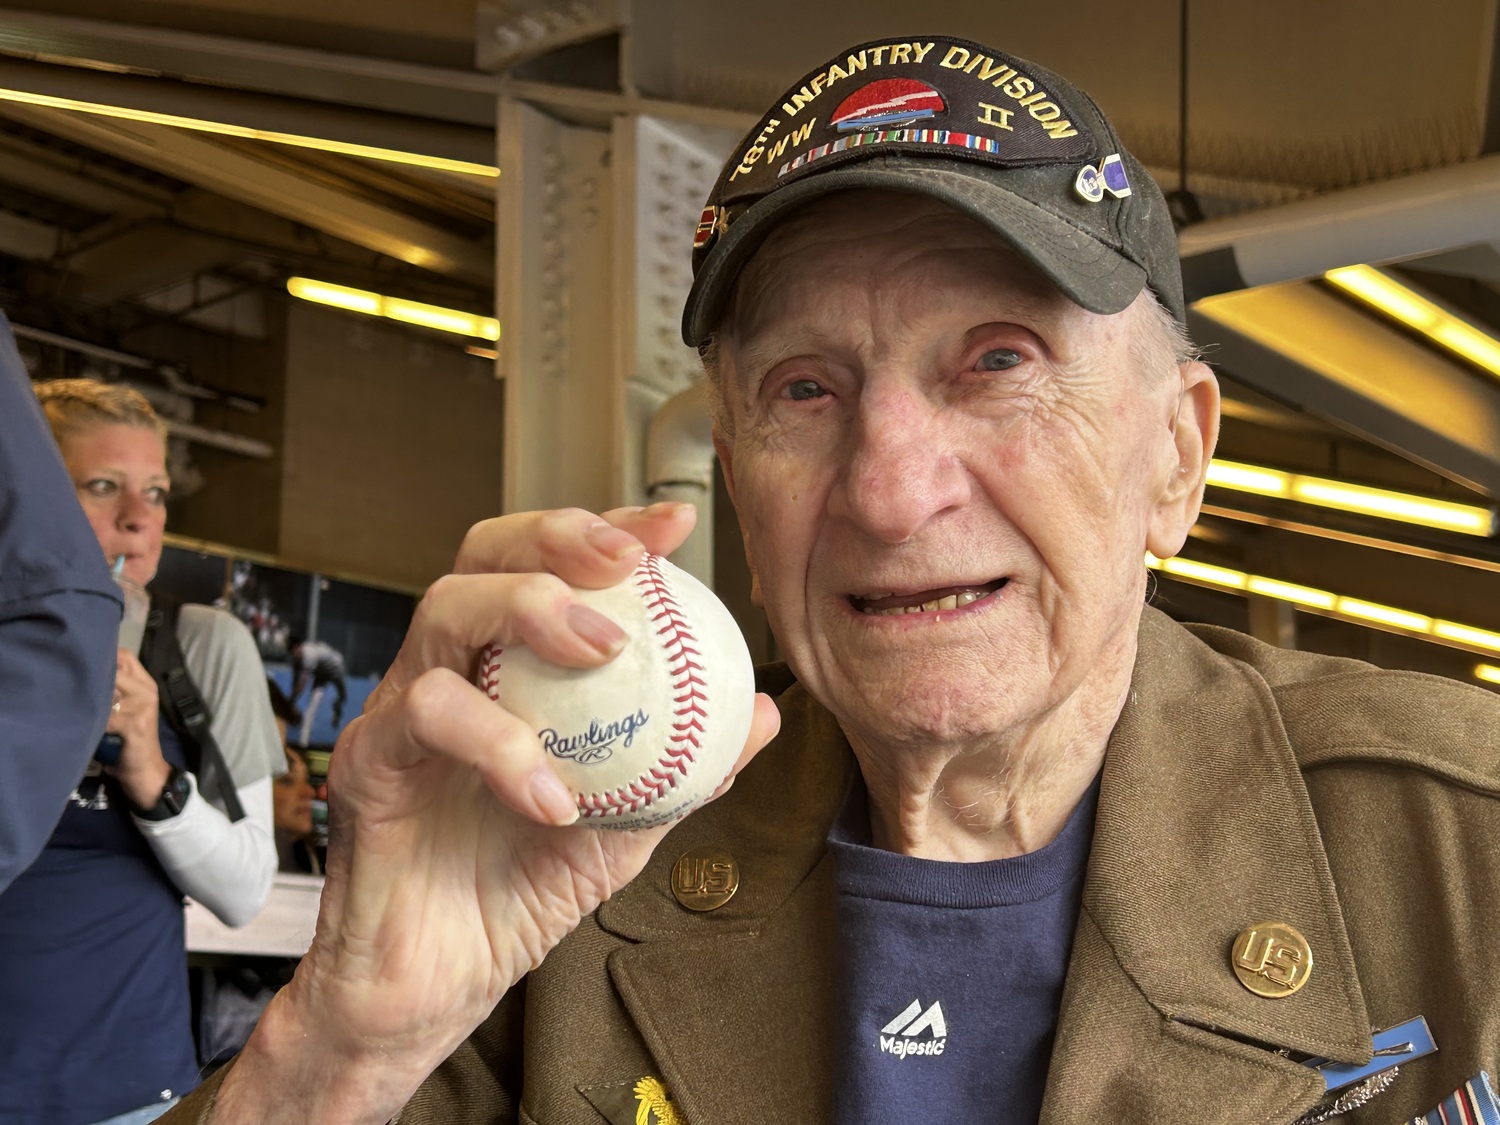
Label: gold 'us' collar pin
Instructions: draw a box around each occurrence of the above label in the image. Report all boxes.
[1231,921,1313,998]
[670,846,739,912]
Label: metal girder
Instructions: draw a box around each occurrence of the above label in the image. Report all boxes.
[0,102,491,280]
[0,133,170,216]
[0,206,55,258]
[62,222,230,305]
[504,76,755,132]
[0,55,496,171]
[477,0,623,73]
[497,97,619,514]
[1190,281,1500,497]
[0,7,498,126]
[1179,154,1500,301]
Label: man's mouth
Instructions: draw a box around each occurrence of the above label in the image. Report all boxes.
[849,579,1008,616]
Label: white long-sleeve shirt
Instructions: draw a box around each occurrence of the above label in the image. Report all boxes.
[133,604,284,926]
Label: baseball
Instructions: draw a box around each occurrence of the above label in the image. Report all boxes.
[478,553,756,830]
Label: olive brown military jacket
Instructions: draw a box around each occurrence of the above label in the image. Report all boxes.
[172,607,1500,1124]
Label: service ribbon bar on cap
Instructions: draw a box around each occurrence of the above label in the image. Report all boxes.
[717,37,1093,207]
[682,33,1185,346]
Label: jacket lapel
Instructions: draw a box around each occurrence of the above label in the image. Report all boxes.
[594,681,853,1124]
[1042,608,1372,1125]
[590,610,1376,1125]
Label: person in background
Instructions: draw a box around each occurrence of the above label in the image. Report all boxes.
[287,634,347,747]
[266,678,322,876]
[0,313,121,895]
[271,747,322,876]
[0,380,284,1125]
[161,34,1500,1125]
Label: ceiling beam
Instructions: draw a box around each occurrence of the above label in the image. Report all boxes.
[0,206,55,258]
[1484,0,1500,154]
[1179,154,1500,302]
[0,134,169,216]
[0,54,496,171]
[0,101,491,280]
[0,7,497,126]
[1191,281,1500,498]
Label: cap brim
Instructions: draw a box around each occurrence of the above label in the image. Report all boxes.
[681,159,1149,347]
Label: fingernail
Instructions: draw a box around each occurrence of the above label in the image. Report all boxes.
[644,500,692,518]
[566,603,626,656]
[584,522,639,561]
[530,769,579,826]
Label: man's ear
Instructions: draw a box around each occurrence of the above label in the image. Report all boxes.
[712,427,764,606]
[712,426,737,503]
[1146,359,1220,560]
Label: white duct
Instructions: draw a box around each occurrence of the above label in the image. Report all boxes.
[646,382,715,588]
[1177,153,1500,297]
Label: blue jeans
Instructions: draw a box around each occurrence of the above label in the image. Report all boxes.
[89,1099,180,1125]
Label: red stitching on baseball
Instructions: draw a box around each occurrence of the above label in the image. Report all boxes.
[578,554,707,820]
[479,644,504,698]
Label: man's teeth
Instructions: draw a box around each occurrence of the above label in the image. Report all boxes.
[863,591,985,616]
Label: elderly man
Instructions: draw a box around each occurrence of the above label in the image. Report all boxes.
[167,35,1500,1125]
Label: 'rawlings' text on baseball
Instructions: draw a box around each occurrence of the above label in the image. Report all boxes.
[540,709,651,765]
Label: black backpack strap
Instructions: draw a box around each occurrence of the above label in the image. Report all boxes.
[141,594,247,823]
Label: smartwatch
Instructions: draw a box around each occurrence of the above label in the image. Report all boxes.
[137,766,191,821]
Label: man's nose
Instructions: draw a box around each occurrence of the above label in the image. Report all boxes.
[830,389,971,544]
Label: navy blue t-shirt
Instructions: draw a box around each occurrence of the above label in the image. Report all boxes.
[0,717,200,1125]
[829,776,1099,1125]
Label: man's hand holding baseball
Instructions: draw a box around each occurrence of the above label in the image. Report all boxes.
[210,502,780,1125]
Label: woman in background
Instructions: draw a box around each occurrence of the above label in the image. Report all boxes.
[0,380,283,1125]
[266,679,323,876]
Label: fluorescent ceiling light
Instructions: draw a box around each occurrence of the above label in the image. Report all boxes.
[1146,554,1500,655]
[0,86,499,179]
[288,277,500,341]
[1157,557,1247,589]
[1476,663,1500,685]
[1324,264,1500,383]
[1205,458,1494,537]
[1244,575,1337,610]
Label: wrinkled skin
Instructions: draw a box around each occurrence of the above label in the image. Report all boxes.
[713,191,1219,859]
[215,505,780,1123]
[207,190,1215,1123]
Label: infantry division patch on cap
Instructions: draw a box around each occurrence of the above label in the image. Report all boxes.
[716,39,1093,207]
[682,35,1184,346]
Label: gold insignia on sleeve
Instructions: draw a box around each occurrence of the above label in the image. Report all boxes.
[633,1076,685,1125]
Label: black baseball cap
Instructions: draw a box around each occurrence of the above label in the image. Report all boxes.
[681,35,1182,347]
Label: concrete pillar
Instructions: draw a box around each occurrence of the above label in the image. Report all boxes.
[494,77,737,569]
[497,96,618,516]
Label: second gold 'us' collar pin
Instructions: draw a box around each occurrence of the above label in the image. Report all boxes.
[670,846,739,912]
[1231,921,1313,998]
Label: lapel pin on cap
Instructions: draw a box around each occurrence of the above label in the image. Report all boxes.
[1073,153,1132,203]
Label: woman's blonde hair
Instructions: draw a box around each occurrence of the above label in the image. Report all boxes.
[33,378,168,447]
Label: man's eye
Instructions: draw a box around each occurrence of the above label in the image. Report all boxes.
[83,479,117,497]
[975,349,1023,372]
[785,379,827,401]
[146,487,170,506]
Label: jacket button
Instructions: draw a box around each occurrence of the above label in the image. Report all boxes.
[670,846,739,911]
[1231,921,1313,998]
